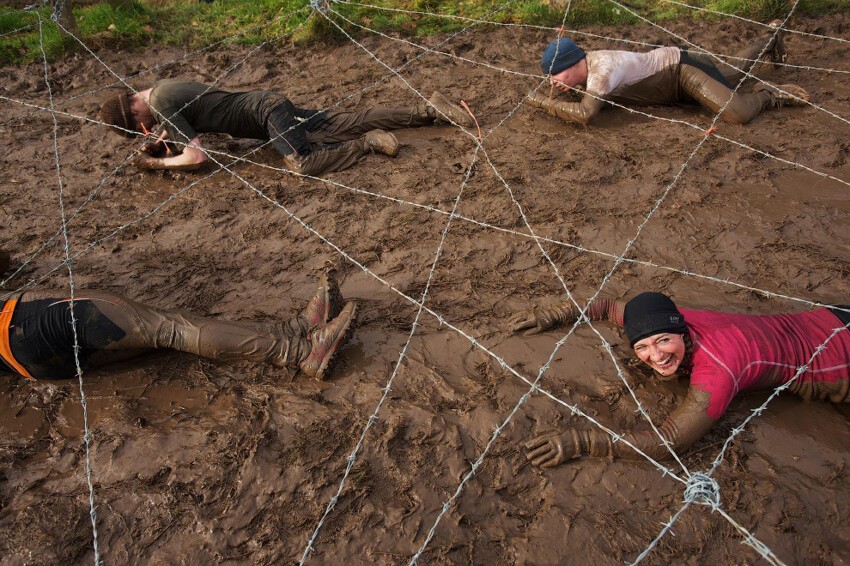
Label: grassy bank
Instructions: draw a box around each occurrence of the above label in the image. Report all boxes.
[0,0,847,65]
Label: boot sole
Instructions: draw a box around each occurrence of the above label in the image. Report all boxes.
[315,302,357,380]
[303,272,345,327]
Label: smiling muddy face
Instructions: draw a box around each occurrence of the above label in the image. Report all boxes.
[633,332,686,379]
[623,291,690,380]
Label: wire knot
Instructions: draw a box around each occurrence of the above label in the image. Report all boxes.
[684,472,720,509]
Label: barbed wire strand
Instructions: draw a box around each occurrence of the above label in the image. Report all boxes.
[660,0,850,44]
[324,4,693,552]
[4,1,840,564]
[299,143,482,565]
[0,0,502,296]
[297,1,536,559]
[7,0,848,292]
[0,3,312,130]
[334,0,850,73]
[601,0,850,126]
[629,4,807,561]
[321,10,850,178]
[337,3,681,557]
[37,10,101,565]
[18,12,828,564]
[5,10,310,285]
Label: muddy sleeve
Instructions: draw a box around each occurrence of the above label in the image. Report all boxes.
[148,99,197,147]
[541,298,625,329]
[575,386,716,461]
[547,93,607,125]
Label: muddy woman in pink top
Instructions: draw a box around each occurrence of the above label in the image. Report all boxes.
[511,292,850,467]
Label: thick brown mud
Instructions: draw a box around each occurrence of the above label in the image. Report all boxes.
[0,12,849,565]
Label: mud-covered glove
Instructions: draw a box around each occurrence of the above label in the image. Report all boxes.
[525,428,617,468]
[509,303,579,335]
[525,430,582,468]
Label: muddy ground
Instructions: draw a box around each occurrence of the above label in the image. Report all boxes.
[0,9,848,565]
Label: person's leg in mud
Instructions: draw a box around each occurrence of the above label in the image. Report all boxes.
[715,23,785,84]
[11,279,353,380]
[307,107,432,144]
[307,92,473,143]
[678,65,776,124]
[268,104,400,176]
[716,30,785,86]
[282,132,402,176]
[284,105,451,175]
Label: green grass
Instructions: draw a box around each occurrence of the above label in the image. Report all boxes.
[0,0,847,65]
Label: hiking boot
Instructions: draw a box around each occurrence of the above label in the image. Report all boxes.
[755,81,809,107]
[427,90,474,127]
[299,301,357,379]
[364,129,399,157]
[767,19,787,68]
[301,270,344,328]
[283,153,305,174]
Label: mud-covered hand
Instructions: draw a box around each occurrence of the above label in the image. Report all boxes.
[525,92,548,110]
[133,152,164,170]
[509,303,577,335]
[525,430,580,468]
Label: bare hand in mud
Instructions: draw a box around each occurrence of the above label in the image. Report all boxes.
[141,140,165,157]
[525,432,577,468]
[509,310,552,335]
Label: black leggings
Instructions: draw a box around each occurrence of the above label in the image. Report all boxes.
[6,297,126,379]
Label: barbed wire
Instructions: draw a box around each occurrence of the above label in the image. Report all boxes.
[0,4,313,130]
[660,0,850,44]
[4,0,846,285]
[2,0,846,563]
[38,14,686,537]
[334,0,850,75]
[1,0,498,296]
[601,0,850,126]
[300,140,482,566]
[35,10,101,565]
[335,0,850,47]
[324,7,696,550]
[323,7,850,177]
[622,2,803,561]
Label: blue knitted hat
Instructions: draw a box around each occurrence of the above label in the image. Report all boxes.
[540,38,587,75]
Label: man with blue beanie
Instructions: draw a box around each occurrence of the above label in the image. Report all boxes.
[529,23,808,126]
